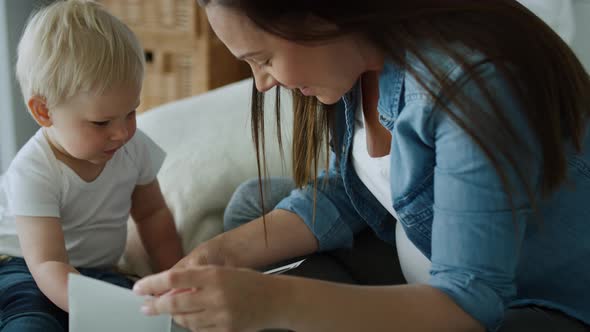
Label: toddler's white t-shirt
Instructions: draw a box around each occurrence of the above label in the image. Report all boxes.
[0,128,165,268]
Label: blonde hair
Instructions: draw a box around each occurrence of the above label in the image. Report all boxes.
[16,0,145,108]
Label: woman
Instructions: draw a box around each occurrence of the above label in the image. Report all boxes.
[134,1,590,331]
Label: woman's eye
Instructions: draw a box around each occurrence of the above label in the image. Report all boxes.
[91,121,110,127]
[254,59,270,67]
[127,110,136,118]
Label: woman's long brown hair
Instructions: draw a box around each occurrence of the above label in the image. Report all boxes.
[199,0,590,231]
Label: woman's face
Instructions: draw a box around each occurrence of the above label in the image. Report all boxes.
[206,5,382,105]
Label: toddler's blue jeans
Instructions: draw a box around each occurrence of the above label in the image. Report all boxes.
[0,257,133,332]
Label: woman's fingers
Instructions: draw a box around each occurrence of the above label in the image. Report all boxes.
[136,267,268,331]
[152,286,193,297]
[142,288,207,315]
[133,267,208,296]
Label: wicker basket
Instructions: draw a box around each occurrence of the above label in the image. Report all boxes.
[98,0,250,113]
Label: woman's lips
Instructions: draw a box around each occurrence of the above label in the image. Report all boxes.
[299,87,313,96]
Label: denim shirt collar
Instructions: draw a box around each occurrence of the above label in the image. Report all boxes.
[378,62,406,124]
[337,62,406,245]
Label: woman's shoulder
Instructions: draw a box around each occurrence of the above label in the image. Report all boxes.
[377,41,486,103]
[381,41,536,147]
[401,41,488,98]
[377,42,489,128]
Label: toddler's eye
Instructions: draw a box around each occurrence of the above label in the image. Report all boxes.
[91,121,110,127]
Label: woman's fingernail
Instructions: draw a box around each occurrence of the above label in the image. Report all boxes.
[133,283,143,294]
[141,305,154,315]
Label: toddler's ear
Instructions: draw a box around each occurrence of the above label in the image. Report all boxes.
[28,96,52,127]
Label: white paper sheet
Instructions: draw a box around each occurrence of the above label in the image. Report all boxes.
[263,258,306,275]
[68,273,173,332]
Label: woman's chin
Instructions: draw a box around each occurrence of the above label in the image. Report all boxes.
[316,94,342,105]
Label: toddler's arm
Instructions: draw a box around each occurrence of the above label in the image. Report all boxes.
[15,216,79,312]
[131,179,183,272]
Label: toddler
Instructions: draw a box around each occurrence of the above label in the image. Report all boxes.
[0,1,184,331]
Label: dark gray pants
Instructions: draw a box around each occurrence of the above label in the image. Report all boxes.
[224,177,589,332]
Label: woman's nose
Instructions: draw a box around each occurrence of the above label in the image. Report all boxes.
[252,68,278,92]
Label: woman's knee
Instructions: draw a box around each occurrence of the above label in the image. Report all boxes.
[223,177,295,231]
[224,178,263,231]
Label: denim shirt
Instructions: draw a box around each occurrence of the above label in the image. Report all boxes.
[275,46,590,331]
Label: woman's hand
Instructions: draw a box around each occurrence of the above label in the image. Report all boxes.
[173,234,238,269]
[176,210,318,272]
[133,266,288,332]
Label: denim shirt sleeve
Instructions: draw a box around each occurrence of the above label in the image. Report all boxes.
[426,62,541,331]
[274,151,368,251]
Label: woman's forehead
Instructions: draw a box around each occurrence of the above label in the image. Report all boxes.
[206,5,279,57]
[206,5,267,53]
